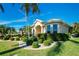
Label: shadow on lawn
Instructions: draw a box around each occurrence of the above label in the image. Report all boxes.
[0,45,26,55]
[70,40,79,44]
[47,41,63,56]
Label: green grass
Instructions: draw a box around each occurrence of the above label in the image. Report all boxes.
[0,38,79,56]
[48,38,79,56]
[0,41,19,56]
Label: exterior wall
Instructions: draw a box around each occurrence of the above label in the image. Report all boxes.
[48,23,59,33]
[32,21,46,35]
[43,26,46,33]
[58,24,69,33]
[32,19,69,35]
[47,23,69,33]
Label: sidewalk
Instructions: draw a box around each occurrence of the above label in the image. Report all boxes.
[23,42,57,50]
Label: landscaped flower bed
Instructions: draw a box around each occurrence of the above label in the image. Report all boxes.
[20,33,69,48]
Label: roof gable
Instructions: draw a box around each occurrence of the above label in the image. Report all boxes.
[32,19,45,27]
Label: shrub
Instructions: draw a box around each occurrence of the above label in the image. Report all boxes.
[63,33,69,40]
[21,36,33,46]
[38,39,43,43]
[22,36,27,42]
[37,34,41,38]
[16,37,20,41]
[10,37,14,41]
[37,33,47,40]
[56,33,69,41]
[43,40,51,46]
[4,35,10,40]
[31,36,37,41]
[40,34,45,39]
[26,39,33,46]
[48,39,53,43]
[47,33,53,43]
[32,42,39,48]
[56,33,63,41]
[52,33,58,41]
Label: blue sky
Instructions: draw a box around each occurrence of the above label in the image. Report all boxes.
[0,3,79,31]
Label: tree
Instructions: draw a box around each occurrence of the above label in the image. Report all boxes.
[0,4,4,12]
[0,25,7,35]
[0,3,40,40]
[72,22,79,33]
[20,26,32,36]
[0,25,17,36]
[0,3,39,15]
[20,3,39,15]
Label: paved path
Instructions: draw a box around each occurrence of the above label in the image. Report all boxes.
[23,42,57,50]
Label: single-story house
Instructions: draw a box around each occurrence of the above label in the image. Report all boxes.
[31,19,69,35]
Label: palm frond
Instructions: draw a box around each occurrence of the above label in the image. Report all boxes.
[31,3,40,13]
[0,4,4,12]
[21,3,40,16]
[24,3,30,16]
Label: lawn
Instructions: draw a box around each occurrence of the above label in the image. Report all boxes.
[0,38,79,56]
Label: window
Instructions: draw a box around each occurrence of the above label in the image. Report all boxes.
[53,24,58,33]
[47,25,50,33]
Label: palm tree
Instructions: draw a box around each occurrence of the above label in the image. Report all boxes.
[0,3,40,40]
[22,26,32,35]
[20,3,39,15]
[0,3,39,15]
[0,4,4,12]
[20,3,40,39]
[0,25,7,35]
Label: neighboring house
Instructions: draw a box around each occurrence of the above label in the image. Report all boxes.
[31,19,69,35]
[19,29,25,35]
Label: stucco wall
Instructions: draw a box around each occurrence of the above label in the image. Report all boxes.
[58,24,69,33]
[32,21,46,35]
[47,23,69,33]
[32,19,69,35]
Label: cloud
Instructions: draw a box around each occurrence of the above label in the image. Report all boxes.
[0,18,27,25]
[0,11,53,25]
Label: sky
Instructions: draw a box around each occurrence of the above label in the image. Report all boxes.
[0,3,79,31]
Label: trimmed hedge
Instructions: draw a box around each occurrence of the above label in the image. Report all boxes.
[56,33,69,41]
[32,42,39,48]
[16,37,20,41]
[21,36,33,46]
[52,33,58,41]
[37,33,47,40]
[22,36,27,42]
[26,39,33,46]
[47,33,53,43]
[51,33,69,41]
[43,40,51,46]
[31,36,37,41]
[38,39,43,43]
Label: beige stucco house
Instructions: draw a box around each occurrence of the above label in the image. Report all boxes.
[31,19,69,35]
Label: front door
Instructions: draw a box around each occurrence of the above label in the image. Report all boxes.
[53,24,58,33]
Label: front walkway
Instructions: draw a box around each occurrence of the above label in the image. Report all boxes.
[23,42,57,50]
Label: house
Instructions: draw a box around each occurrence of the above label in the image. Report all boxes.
[31,19,69,35]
